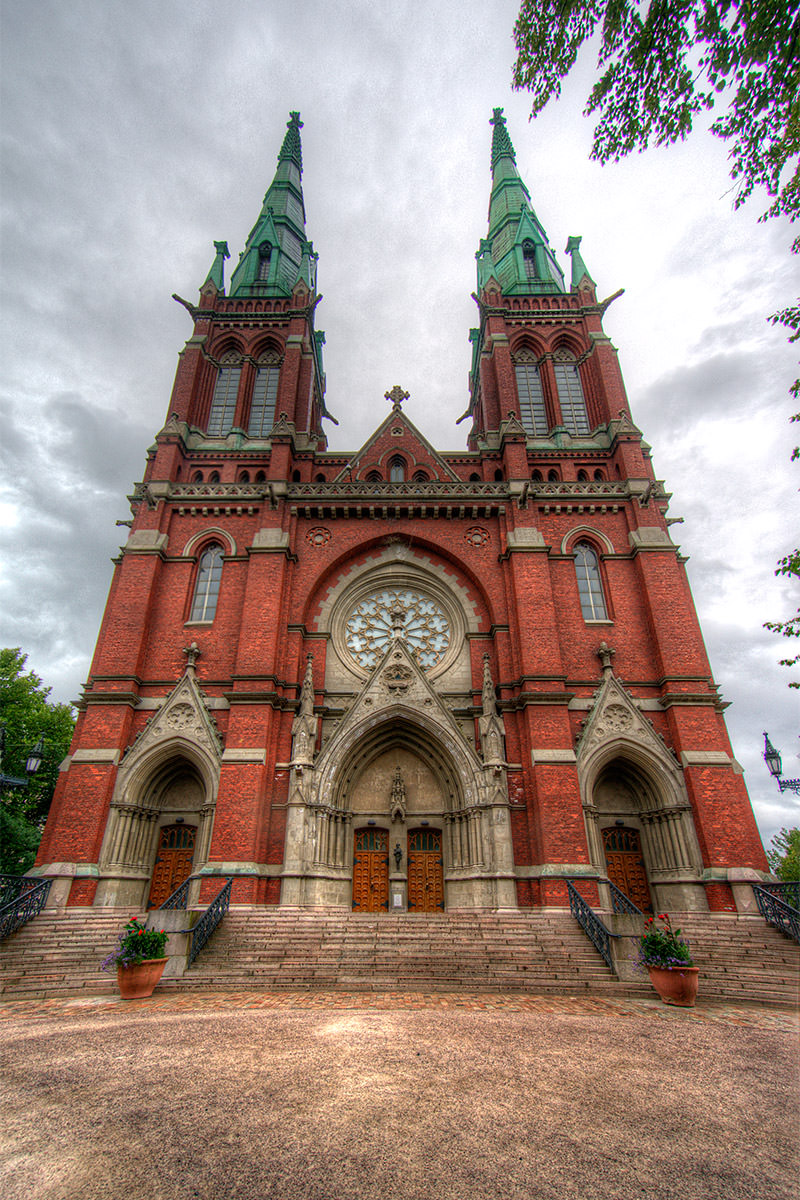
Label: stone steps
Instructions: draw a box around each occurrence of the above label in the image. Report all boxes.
[1,906,797,1005]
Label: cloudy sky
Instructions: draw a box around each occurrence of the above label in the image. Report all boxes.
[1,1,797,848]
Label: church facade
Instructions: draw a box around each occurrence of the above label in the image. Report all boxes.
[35,111,768,916]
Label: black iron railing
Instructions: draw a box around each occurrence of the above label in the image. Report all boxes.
[752,884,800,945]
[565,880,617,971]
[0,873,40,909]
[159,872,235,967]
[608,880,643,916]
[187,878,233,966]
[758,881,799,912]
[0,877,52,941]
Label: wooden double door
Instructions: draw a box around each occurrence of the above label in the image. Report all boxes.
[602,826,653,913]
[352,827,445,913]
[147,823,196,909]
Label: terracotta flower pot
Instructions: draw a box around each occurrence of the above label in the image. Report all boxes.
[647,965,700,1007]
[116,957,168,1000]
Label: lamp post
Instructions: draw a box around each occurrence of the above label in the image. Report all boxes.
[0,725,45,791]
[763,732,800,795]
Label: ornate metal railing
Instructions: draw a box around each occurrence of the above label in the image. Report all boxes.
[159,872,234,967]
[758,881,799,911]
[187,878,233,967]
[608,880,643,916]
[752,885,800,945]
[0,873,40,909]
[565,880,617,971]
[0,878,52,941]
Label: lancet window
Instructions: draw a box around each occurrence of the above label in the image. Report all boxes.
[554,349,590,436]
[574,542,608,621]
[248,353,281,436]
[522,239,537,279]
[189,545,224,622]
[207,352,242,437]
[513,350,547,436]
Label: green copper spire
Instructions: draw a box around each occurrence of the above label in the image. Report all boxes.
[566,235,595,290]
[203,240,230,293]
[278,110,303,170]
[228,112,317,298]
[481,108,565,296]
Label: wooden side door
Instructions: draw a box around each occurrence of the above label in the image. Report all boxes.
[602,826,653,913]
[147,823,197,909]
[407,829,444,913]
[352,829,389,912]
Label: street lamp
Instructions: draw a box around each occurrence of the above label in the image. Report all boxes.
[763,732,800,795]
[0,726,45,790]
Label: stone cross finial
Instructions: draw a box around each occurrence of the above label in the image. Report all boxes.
[182,642,201,672]
[385,385,409,411]
[597,641,616,675]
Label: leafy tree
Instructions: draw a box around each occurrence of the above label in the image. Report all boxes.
[512,0,799,232]
[0,649,75,874]
[766,827,800,880]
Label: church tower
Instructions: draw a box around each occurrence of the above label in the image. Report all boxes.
[35,111,768,916]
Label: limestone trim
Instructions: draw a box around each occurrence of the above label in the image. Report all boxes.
[96,667,222,904]
[317,548,480,684]
[680,750,733,767]
[70,748,122,765]
[182,527,237,557]
[577,670,705,905]
[560,526,615,555]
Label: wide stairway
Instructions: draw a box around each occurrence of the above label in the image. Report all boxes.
[1,907,797,1005]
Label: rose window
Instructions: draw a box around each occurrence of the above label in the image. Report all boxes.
[344,588,451,671]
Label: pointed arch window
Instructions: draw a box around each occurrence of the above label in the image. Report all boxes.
[189,545,224,622]
[554,350,590,436]
[257,243,272,282]
[574,542,607,621]
[514,351,547,436]
[389,457,406,482]
[207,352,241,437]
[522,239,537,280]
[248,352,281,436]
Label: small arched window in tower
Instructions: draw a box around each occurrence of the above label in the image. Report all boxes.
[389,457,406,482]
[469,472,481,482]
[574,543,608,621]
[192,471,204,484]
[514,352,547,436]
[248,352,280,437]
[366,470,382,482]
[292,469,302,482]
[255,470,266,483]
[594,469,605,481]
[239,471,250,483]
[315,473,326,483]
[531,469,543,482]
[577,469,589,482]
[553,349,590,436]
[209,470,220,484]
[190,545,224,622]
[207,352,241,437]
[494,468,504,482]
[257,242,272,282]
[412,469,429,482]
[522,239,537,280]
[547,469,559,482]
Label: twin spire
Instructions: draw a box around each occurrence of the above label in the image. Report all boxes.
[202,109,591,302]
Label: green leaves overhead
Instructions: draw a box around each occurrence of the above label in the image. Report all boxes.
[512,1,800,226]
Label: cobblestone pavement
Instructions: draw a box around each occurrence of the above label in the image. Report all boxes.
[1,987,797,1029]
